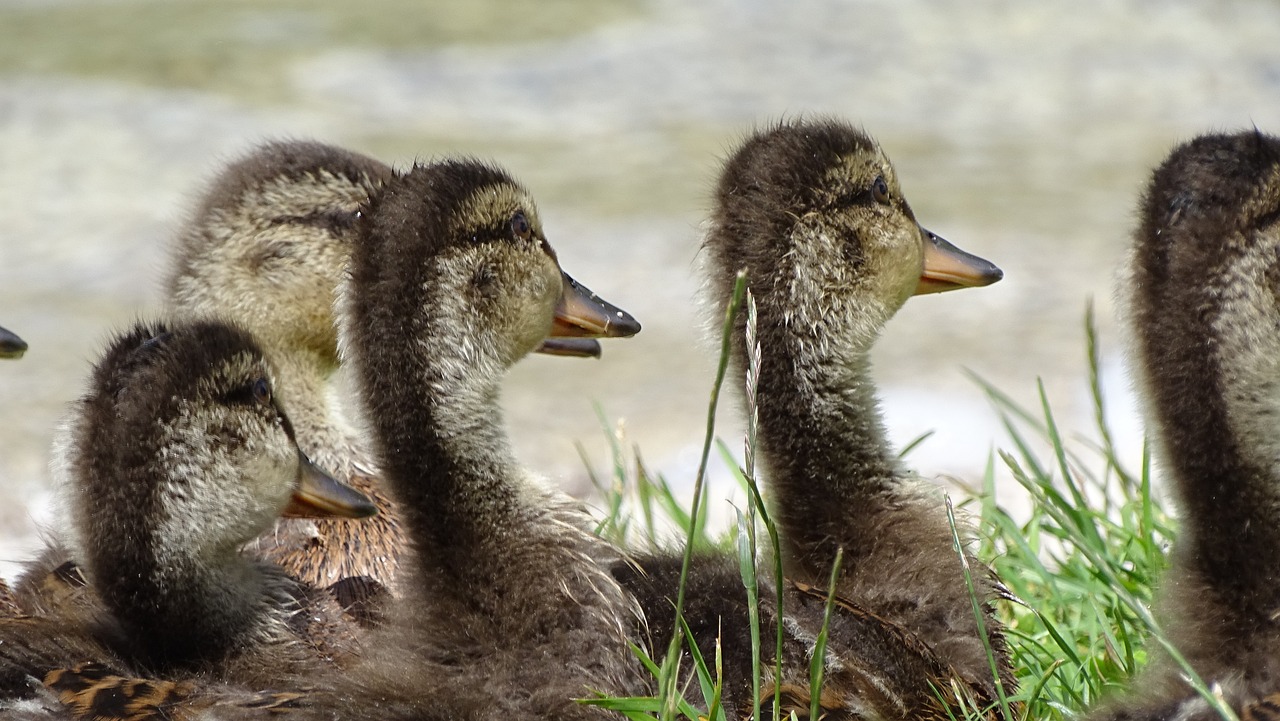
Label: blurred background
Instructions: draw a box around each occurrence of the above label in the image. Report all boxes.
[1,0,1277,579]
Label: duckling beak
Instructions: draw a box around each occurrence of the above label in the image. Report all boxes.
[0,326,27,360]
[535,338,603,358]
[543,271,642,343]
[284,451,378,519]
[914,228,1004,295]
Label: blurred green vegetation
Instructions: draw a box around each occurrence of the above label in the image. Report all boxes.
[0,0,644,102]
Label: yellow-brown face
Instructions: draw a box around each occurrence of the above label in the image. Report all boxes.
[442,183,566,365]
[435,182,641,367]
[706,119,1001,369]
[65,320,374,582]
[812,148,928,315]
[752,142,944,353]
[803,148,1002,323]
[170,167,379,363]
[166,353,303,549]
[345,159,641,400]
[159,350,371,553]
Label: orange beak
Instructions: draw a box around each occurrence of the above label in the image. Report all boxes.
[914,228,1003,295]
[535,272,641,357]
[283,451,378,519]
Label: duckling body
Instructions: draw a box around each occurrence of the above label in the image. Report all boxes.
[333,159,644,718]
[165,140,405,595]
[0,326,27,359]
[620,119,1010,718]
[1088,131,1280,720]
[0,319,375,718]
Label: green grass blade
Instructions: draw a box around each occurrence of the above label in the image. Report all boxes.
[943,495,1013,721]
[734,505,764,721]
[808,547,844,721]
[660,271,747,718]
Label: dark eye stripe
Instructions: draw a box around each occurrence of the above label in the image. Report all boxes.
[223,384,257,406]
[829,189,877,209]
[220,379,296,441]
[223,377,272,407]
[272,209,362,233]
[827,177,891,210]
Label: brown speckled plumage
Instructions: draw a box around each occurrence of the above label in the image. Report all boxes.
[0,577,18,616]
[1087,131,1280,720]
[43,662,308,721]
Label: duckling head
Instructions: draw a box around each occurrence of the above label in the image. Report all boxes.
[166,141,391,365]
[704,118,1001,370]
[1113,130,1280,703]
[69,320,373,561]
[347,159,640,390]
[61,319,373,662]
[1128,130,1280,527]
[0,325,26,359]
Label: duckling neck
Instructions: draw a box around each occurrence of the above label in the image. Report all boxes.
[368,355,528,581]
[263,344,368,476]
[366,340,643,646]
[751,322,899,573]
[93,517,284,668]
[1143,309,1280,613]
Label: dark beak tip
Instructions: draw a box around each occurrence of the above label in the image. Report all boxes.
[0,330,27,359]
[614,314,642,337]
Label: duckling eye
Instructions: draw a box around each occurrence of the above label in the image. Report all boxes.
[510,211,533,242]
[251,377,272,406]
[871,176,890,205]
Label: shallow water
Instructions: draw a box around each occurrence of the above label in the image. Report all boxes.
[1,0,1277,578]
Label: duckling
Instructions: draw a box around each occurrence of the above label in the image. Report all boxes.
[163,140,406,597]
[0,318,375,717]
[163,141,599,601]
[1,325,27,359]
[334,158,645,718]
[617,118,1009,718]
[1087,130,1280,721]
[7,141,392,686]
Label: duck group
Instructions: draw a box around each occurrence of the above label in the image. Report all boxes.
[1,117,1276,721]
